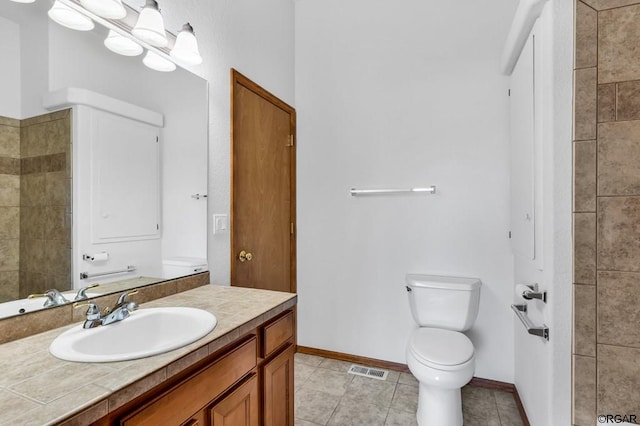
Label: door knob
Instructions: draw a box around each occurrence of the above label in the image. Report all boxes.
[238,250,253,262]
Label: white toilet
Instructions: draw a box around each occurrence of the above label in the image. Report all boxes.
[405,274,482,426]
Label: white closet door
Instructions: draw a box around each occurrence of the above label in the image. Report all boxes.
[91,109,160,243]
[509,32,535,260]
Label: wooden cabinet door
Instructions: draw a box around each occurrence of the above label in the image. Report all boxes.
[210,375,259,426]
[263,345,294,426]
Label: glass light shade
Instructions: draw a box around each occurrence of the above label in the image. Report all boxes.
[104,30,143,56]
[80,0,126,19]
[48,1,95,31]
[142,51,175,72]
[132,0,167,47]
[10,0,36,3]
[170,23,202,65]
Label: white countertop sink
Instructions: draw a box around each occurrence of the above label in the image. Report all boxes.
[49,307,217,362]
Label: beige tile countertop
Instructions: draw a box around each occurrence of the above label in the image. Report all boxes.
[0,284,297,425]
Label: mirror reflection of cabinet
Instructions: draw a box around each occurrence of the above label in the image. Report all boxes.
[90,109,161,243]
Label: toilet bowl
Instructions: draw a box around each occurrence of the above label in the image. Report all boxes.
[404,274,481,426]
[407,328,475,426]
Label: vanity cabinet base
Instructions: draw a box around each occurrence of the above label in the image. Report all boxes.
[93,309,295,426]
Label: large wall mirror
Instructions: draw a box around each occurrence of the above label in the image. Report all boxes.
[0,0,209,319]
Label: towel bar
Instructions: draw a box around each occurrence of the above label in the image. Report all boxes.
[80,265,136,280]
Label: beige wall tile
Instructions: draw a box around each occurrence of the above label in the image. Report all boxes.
[0,157,20,175]
[0,116,20,127]
[0,239,19,271]
[575,68,598,140]
[599,5,640,83]
[0,125,20,158]
[20,109,69,127]
[574,213,597,283]
[20,174,45,207]
[574,141,597,211]
[574,285,596,356]
[0,271,19,303]
[46,119,71,155]
[597,196,640,272]
[0,206,19,239]
[0,303,72,344]
[583,0,640,9]
[45,171,68,207]
[616,80,640,121]
[598,84,616,122]
[576,1,598,69]
[0,174,20,206]
[573,355,596,426]
[598,121,640,196]
[597,271,640,348]
[597,345,640,417]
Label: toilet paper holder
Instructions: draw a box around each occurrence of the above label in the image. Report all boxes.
[518,283,547,303]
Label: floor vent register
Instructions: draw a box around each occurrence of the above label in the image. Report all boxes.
[347,364,389,381]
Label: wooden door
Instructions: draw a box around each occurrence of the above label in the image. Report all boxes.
[210,376,259,426]
[262,345,295,426]
[231,69,296,292]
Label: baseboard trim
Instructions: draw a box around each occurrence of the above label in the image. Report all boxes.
[295,346,530,426]
[296,345,411,373]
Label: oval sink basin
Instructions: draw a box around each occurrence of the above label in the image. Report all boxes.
[49,307,217,362]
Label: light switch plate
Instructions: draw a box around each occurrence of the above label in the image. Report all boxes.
[213,214,228,234]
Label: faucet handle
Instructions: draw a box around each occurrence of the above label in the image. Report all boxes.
[74,283,100,301]
[116,289,139,305]
[74,301,101,320]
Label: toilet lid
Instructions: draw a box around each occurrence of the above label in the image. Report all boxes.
[409,328,474,366]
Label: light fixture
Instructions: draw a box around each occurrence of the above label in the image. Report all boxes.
[48,0,95,31]
[104,30,143,56]
[132,0,168,47]
[80,0,126,20]
[142,51,175,72]
[9,0,36,3]
[170,23,203,66]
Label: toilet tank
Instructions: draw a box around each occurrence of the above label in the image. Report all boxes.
[162,257,208,279]
[406,274,481,331]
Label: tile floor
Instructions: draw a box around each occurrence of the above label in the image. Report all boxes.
[294,353,524,426]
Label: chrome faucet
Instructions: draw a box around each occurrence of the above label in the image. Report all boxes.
[28,289,69,308]
[77,290,139,329]
[73,283,100,301]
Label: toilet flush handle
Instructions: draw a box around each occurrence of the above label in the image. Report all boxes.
[405,286,412,292]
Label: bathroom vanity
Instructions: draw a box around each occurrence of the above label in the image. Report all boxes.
[0,284,297,425]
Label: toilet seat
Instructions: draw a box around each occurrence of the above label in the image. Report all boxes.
[408,328,474,371]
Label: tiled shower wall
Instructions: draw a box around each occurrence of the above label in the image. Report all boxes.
[573,1,640,424]
[19,110,72,298]
[0,117,21,302]
[0,110,72,302]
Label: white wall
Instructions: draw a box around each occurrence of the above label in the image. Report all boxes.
[0,16,21,119]
[511,2,573,425]
[296,0,518,381]
[152,0,296,285]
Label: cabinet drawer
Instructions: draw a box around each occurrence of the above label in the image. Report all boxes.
[120,337,257,426]
[262,311,293,358]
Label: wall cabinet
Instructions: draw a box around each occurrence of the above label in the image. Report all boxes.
[95,310,295,426]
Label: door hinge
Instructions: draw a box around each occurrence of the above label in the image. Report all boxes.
[156,136,159,143]
[290,222,294,235]
[508,89,511,97]
[508,231,512,239]
[286,135,294,147]
[157,224,160,230]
